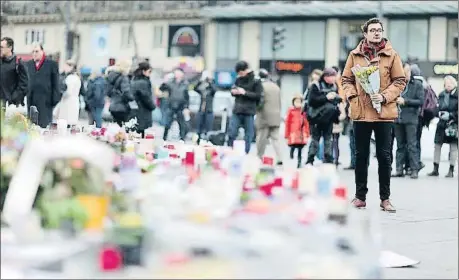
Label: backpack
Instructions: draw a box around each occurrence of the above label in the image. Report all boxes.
[421,84,438,126]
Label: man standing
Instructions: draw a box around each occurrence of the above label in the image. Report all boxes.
[392,63,424,179]
[25,42,60,128]
[159,68,190,141]
[228,61,263,154]
[255,68,282,165]
[194,70,217,141]
[0,37,28,106]
[342,18,406,212]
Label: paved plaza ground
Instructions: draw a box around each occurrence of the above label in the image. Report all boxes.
[266,124,458,279]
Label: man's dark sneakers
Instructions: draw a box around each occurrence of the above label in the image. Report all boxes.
[344,166,355,170]
[276,161,283,166]
[380,200,396,213]
[351,198,366,209]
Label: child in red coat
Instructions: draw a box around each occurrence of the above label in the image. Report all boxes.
[285,95,310,168]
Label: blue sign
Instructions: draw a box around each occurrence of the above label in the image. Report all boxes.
[214,71,236,88]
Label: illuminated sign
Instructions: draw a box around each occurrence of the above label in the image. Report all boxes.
[171,26,199,46]
[275,61,304,73]
[433,64,458,75]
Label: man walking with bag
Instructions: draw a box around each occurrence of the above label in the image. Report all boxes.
[255,69,282,165]
[341,18,406,212]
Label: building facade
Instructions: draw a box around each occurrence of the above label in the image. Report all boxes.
[202,1,458,116]
[1,2,206,73]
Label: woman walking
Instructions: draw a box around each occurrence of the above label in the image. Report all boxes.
[56,60,81,126]
[106,59,134,127]
[427,75,458,177]
[131,62,156,138]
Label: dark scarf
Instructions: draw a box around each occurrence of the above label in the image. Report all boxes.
[361,39,386,61]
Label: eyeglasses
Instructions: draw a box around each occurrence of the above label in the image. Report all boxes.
[32,50,40,53]
[369,28,384,34]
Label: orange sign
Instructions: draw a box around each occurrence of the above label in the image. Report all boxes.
[275,61,304,73]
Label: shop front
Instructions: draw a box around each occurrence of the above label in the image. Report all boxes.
[416,61,457,93]
[259,59,325,116]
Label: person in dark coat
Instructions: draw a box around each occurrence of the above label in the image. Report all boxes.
[105,59,134,127]
[159,68,190,141]
[85,69,106,128]
[428,75,458,178]
[306,67,342,165]
[193,70,216,140]
[25,42,60,128]
[228,61,263,154]
[131,62,155,138]
[391,63,424,179]
[0,37,28,106]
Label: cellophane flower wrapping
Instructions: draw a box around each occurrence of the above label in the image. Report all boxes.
[351,65,381,113]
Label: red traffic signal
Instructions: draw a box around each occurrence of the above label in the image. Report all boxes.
[109,58,116,66]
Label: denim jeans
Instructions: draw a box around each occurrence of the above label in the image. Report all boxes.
[163,109,187,141]
[307,122,333,164]
[196,111,214,135]
[228,114,254,154]
[91,106,103,128]
[349,126,356,167]
[354,122,392,201]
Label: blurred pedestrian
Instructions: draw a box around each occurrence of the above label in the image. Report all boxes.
[392,63,424,179]
[85,68,106,128]
[341,18,406,212]
[412,64,437,171]
[427,75,458,178]
[306,67,341,165]
[285,95,310,168]
[194,70,217,142]
[159,68,190,141]
[0,37,28,106]
[228,61,263,154]
[56,60,81,125]
[256,68,283,164]
[25,42,60,128]
[131,62,155,138]
[106,59,134,127]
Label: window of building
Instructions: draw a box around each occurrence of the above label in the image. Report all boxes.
[389,19,429,61]
[301,21,326,60]
[25,29,45,45]
[216,23,240,59]
[121,26,133,48]
[260,21,325,60]
[446,18,458,62]
[153,25,163,48]
[339,20,365,60]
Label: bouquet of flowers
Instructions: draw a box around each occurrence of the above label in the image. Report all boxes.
[351,65,381,113]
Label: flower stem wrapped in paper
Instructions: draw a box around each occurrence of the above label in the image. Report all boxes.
[351,65,381,113]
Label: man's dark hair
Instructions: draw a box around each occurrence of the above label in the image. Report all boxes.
[331,66,340,73]
[259,68,269,79]
[361,18,384,33]
[235,60,249,73]
[1,37,14,52]
[173,67,184,73]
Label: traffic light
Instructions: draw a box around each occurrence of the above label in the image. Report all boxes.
[272,26,286,53]
[109,58,116,66]
[454,36,458,49]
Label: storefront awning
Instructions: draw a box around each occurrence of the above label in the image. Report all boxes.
[201,1,458,20]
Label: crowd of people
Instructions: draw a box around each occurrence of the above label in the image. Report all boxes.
[1,17,457,213]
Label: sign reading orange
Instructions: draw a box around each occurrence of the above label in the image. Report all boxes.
[275,61,304,73]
